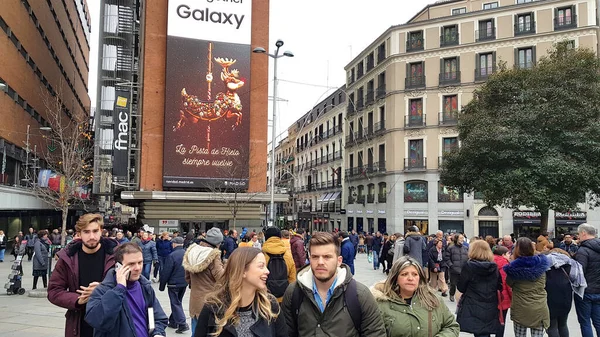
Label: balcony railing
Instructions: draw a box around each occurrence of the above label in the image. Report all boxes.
[347,103,355,114]
[374,120,386,133]
[345,162,386,179]
[364,126,374,137]
[439,111,458,125]
[366,90,375,105]
[357,66,364,79]
[357,195,366,204]
[514,21,536,35]
[404,157,427,171]
[367,194,375,203]
[405,75,426,89]
[474,66,495,82]
[405,114,426,128]
[347,196,355,204]
[439,71,461,85]
[366,59,375,71]
[378,193,387,203]
[376,85,386,99]
[440,31,459,47]
[476,27,496,42]
[406,38,424,52]
[356,97,364,111]
[377,51,386,64]
[554,15,577,30]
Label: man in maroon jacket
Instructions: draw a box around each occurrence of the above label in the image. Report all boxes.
[290,228,307,272]
[47,213,118,337]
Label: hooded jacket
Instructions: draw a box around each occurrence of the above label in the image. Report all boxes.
[445,243,468,275]
[33,237,51,271]
[456,260,502,334]
[290,234,306,271]
[282,264,386,337]
[263,237,297,302]
[47,237,117,337]
[575,237,600,294]
[85,269,168,337]
[493,254,512,311]
[403,232,426,265]
[504,254,551,329]
[370,282,459,337]
[183,241,225,318]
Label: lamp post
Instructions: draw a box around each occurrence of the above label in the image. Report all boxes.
[253,39,294,227]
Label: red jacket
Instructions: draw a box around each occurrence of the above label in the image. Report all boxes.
[290,235,306,271]
[47,237,118,337]
[493,254,513,310]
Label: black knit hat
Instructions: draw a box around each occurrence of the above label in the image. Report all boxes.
[265,227,281,241]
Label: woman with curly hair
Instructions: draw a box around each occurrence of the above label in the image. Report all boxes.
[371,255,459,337]
[194,247,287,337]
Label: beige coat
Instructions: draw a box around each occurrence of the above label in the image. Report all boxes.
[183,242,225,318]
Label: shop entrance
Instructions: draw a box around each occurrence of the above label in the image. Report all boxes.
[404,219,429,235]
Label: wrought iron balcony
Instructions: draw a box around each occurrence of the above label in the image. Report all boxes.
[367,194,375,203]
[366,91,375,105]
[404,157,427,171]
[476,27,496,42]
[439,111,458,125]
[439,71,461,85]
[440,31,459,47]
[376,85,386,99]
[405,114,426,128]
[405,75,426,89]
[554,15,577,30]
[514,21,536,36]
[378,193,387,203]
[374,120,386,133]
[406,38,424,52]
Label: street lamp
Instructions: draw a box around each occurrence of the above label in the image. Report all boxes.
[253,39,294,227]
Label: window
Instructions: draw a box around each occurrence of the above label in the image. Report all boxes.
[408,99,424,127]
[367,52,375,71]
[407,31,424,52]
[515,13,535,35]
[452,7,466,15]
[516,47,535,69]
[477,19,496,41]
[517,0,534,3]
[440,57,460,84]
[378,182,387,203]
[377,43,386,64]
[406,62,425,88]
[566,40,576,49]
[483,2,498,10]
[441,25,459,47]
[405,181,428,202]
[555,6,576,29]
[367,184,375,203]
[476,52,495,80]
[408,139,425,168]
[442,95,458,124]
[439,182,464,202]
[443,137,458,153]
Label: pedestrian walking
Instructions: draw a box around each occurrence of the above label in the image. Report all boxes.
[492,245,512,337]
[85,242,168,337]
[350,230,359,258]
[380,233,391,273]
[282,232,386,337]
[155,231,173,282]
[11,235,20,261]
[456,240,502,337]
[404,226,427,266]
[193,247,287,337]
[138,231,158,280]
[371,231,383,270]
[371,255,459,337]
[339,231,355,274]
[24,227,37,261]
[262,227,296,302]
[503,237,550,337]
[544,248,581,337]
[0,229,6,262]
[574,223,600,337]
[446,233,468,302]
[183,227,225,335]
[222,229,238,261]
[428,238,448,297]
[48,213,118,337]
[290,229,307,271]
[159,236,189,333]
[32,230,51,289]
[50,229,61,246]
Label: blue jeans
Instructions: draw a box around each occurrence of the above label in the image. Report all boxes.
[575,293,600,337]
[0,248,5,261]
[142,263,152,280]
[191,316,198,335]
[372,251,379,269]
[168,287,187,327]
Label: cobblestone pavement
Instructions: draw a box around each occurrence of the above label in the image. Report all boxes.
[0,253,584,337]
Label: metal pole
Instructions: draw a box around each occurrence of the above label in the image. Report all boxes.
[269,51,278,227]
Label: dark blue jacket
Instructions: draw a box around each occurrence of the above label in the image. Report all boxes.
[159,246,187,290]
[85,269,168,337]
[222,236,236,259]
[372,235,383,255]
[156,238,173,258]
[349,234,359,249]
[117,237,129,244]
[138,239,158,264]
[341,239,355,275]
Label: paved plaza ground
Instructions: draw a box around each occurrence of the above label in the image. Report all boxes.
[0,252,584,337]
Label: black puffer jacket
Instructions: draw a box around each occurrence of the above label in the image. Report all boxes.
[445,243,468,275]
[456,260,502,335]
[575,238,600,294]
[545,264,572,319]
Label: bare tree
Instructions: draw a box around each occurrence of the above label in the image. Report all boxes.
[29,84,94,245]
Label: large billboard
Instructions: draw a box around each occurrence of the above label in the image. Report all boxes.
[163,0,252,190]
[113,90,131,179]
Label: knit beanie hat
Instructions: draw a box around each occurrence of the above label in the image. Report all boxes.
[205,228,224,246]
[265,227,282,241]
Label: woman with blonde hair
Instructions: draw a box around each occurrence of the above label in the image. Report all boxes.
[371,256,459,336]
[194,247,287,337]
[456,240,503,337]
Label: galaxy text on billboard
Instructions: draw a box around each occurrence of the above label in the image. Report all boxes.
[177,5,245,29]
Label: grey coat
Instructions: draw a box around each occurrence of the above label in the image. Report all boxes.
[138,239,158,264]
[33,238,50,271]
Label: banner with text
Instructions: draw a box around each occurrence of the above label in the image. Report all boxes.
[163,0,252,189]
[113,90,131,179]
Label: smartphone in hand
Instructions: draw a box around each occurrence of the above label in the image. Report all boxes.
[115,262,130,280]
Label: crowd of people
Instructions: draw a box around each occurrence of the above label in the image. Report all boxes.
[3,213,594,337]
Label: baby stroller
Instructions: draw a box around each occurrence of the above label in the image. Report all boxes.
[4,243,26,295]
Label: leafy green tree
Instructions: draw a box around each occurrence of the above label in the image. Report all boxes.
[440,42,600,233]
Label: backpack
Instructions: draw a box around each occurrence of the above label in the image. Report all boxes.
[290,278,362,334]
[266,253,289,297]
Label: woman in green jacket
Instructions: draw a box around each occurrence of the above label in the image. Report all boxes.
[371,256,459,337]
[503,237,551,337]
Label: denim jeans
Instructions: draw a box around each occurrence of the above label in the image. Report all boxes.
[575,293,600,337]
[0,248,5,261]
[372,252,379,269]
[191,316,198,335]
[142,263,152,280]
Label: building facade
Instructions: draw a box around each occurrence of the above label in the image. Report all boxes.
[344,0,599,237]
[0,0,92,237]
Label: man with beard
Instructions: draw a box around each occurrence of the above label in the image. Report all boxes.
[48,213,118,337]
[282,232,385,337]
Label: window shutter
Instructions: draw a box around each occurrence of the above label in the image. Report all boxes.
[475,53,480,77]
[572,5,577,25]
[554,7,558,23]
[492,52,497,72]
[457,56,461,73]
[532,46,537,66]
[531,11,535,28]
[406,62,410,87]
[440,58,444,79]
[514,48,519,68]
[514,14,518,33]
[491,18,496,36]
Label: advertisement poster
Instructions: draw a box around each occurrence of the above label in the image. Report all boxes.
[113,91,131,179]
[163,0,252,189]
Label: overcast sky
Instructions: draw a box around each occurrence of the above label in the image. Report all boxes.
[87,0,435,142]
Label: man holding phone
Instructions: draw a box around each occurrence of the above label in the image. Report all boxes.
[48,213,118,337]
[86,242,168,337]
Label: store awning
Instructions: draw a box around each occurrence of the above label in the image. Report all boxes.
[326,191,341,202]
[321,192,334,202]
[317,194,328,202]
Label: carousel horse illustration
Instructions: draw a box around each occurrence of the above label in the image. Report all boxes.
[174,43,245,149]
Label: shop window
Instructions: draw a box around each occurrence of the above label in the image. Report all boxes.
[405,180,428,202]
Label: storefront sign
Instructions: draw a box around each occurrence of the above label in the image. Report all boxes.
[357,210,363,214]
[513,211,541,225]
[366,210,374,214]
[405,209,428,217]
[377,210,386,214]
[555,211,587,225]
[513,211,541,218]
[159,220,179,227]
[347,210,354,214]
[438,210,464,217]
[113,91,131,179]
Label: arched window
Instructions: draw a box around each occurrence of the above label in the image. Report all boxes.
[479,206,498,216]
